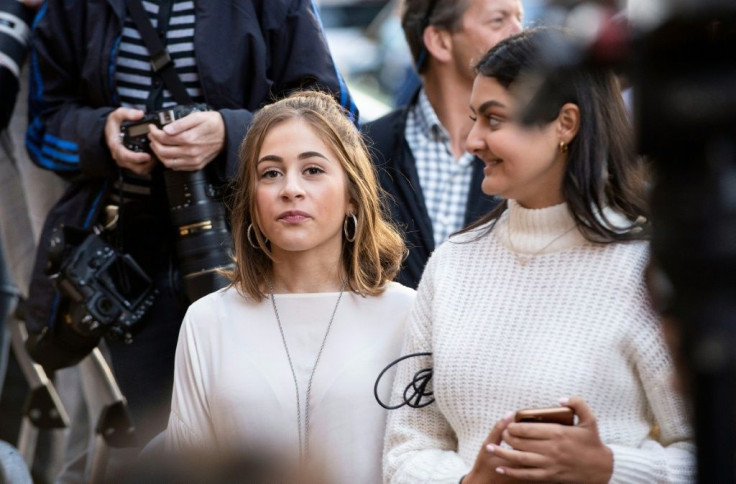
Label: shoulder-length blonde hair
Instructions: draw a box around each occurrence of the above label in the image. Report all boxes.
[227,90,406,301]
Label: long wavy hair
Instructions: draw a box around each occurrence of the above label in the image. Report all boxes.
[227,91,406,301]
[461,28,649,243]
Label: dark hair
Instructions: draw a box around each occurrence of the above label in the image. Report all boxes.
[463,28,649,243]
[401,0,469,74]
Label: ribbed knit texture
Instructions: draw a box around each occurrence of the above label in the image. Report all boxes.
[384,201,695,483]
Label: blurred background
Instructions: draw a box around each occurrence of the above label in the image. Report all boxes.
[315,0,548,121]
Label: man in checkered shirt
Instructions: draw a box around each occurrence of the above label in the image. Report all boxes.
[364,0,523,288]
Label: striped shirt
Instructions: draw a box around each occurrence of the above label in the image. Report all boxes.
[405,89,475,247]
[115,0,203,110]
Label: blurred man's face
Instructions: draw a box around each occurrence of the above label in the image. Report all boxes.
[450,0,523,83]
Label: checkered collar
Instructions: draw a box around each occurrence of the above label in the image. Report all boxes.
[413,88,449,142]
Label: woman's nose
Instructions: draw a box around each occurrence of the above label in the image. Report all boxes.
[280,172,305,199]
[466,122,485,155]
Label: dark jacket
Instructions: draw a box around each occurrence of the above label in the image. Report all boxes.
[25,0,357,333]
[363,96,498,289]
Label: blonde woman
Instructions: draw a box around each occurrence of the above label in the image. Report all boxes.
[166,91,414,483]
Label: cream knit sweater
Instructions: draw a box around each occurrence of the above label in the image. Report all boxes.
[383,200,694,483]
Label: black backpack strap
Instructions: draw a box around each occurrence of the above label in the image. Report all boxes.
[124,0,192,105]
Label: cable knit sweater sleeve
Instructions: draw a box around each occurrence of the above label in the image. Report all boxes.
[383,255,470,484]
[607,283,695,483]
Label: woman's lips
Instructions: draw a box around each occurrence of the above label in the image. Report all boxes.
[278,211,310,223]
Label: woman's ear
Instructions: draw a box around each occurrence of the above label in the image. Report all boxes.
[422,25,453,64]
[557,103,581,143]
[346,199,357,217]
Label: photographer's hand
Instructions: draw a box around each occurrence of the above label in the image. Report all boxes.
[147,111,225,171]
[104,107,155,175]
[491,397,613,483]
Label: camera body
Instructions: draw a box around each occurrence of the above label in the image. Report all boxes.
[46,226,157,342]
[121,103,210,153]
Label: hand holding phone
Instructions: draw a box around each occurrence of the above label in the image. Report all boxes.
[514,406,575,425]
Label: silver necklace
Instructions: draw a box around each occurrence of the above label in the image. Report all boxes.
[506,224,577,266]
[268,278,347,460]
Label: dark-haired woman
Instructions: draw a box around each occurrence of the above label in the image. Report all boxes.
[383,28,694,483]
[166,91,414,483]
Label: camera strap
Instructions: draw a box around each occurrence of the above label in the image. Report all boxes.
[124,0,192,105]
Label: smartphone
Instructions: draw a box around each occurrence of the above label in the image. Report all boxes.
[514,406,575,425]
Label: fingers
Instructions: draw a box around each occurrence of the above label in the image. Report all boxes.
[160,111,207,135]
[147,124,202,171]
[486,412,514,446]
[147,112,225,171]
[487,444,546,468]
[560,396,595,427]
[504,420,568,441]
[104,108,154,175]
[495,465,550,481]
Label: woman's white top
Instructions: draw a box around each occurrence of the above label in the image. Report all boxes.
[384,200,695,483]
[167,281,415,484]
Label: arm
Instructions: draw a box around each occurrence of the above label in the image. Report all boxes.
[490,283,694,483]
[166,308,214,450]
[383,258,470,484]
[605,287,694,483]
[26,0,116,178]
[268,0,358,122]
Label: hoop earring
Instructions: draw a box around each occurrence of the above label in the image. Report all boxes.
[559,141,569,153]
[343,213,357,243]
[247,223,266,249]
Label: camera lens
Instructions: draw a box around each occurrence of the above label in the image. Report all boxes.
[163,169,233,302]
[0,0,34,130]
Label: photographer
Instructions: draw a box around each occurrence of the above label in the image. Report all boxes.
[24,0,357,453]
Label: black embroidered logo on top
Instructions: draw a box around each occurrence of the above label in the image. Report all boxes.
[374,352,435,410]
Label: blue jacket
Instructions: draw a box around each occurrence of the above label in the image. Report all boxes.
[25,0,356,333]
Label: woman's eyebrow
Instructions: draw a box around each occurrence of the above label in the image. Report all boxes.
[477,100,507,115]
[257,154,282,164]
[298,151,327,160]
[257,151,327,164]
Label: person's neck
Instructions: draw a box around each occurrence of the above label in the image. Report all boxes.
[270,251,344,294]
[423,69,473,160]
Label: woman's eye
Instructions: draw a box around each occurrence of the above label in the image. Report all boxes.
[488,116,503,128]
[469,114,478,122]
[305,166,325,176]
[260,169,281,179]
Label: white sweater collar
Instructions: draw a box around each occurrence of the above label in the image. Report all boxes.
[498,199,587,255]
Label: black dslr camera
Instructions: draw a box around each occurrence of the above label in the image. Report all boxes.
[121,104,233,303]
[120,103,210,153]
[45,226,157,342]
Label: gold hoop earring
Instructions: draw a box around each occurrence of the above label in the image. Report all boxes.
[247,223,266,249]
[343,213,357,243]
[559,141,569,153]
